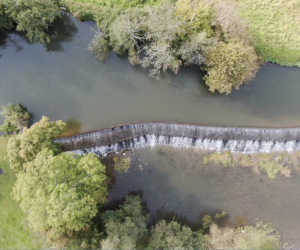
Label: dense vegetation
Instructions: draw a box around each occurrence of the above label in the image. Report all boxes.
[0,103,287,249]
[1,0,298,93]
[0,103,32,134]
[64,0,260,94]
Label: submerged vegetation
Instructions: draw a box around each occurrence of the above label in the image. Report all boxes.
[257,153,292,179]
[203,151,233,167]
[238,155,253,167]
[113,156,131,173]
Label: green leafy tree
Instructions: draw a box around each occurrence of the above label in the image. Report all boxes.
[0,3,14,30]
[13,149,107,246]
[204,39,260,94]
[0,103,32,134]
[148,220,207,249]
[101,196,149,249]
[6,116,66,173]
[89,34,110,61]
[4,0,61,43]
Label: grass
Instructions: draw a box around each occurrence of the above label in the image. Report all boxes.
[203,151,233,167]
[59,0,161,8]
[235,0,300,66]
[0,137,37,249]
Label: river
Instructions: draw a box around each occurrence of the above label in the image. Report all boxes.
[1,12,300,247]
[0,13,300,134]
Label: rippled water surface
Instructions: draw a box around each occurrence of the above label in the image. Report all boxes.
[0,13,300,133]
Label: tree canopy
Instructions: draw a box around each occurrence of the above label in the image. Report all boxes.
[148,220,207,249]
[13,149,107,245]
[85,0,260,93]
[6,116,66,173]
[0,103,32,134]
[101,196,148,249]
[2,0,61,43]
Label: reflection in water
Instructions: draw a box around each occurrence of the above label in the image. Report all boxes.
[107,146,300,247]
[45,13,78,52]
[0,13,300,132]
[62,117,81,137]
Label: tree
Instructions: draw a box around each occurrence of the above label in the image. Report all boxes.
[0,3,14,30]
[141,42,182,79]
[4,0,61,43]
[88,34,110,61]
[101,196,148,249]
[109,9,147,55]
[148,220,207,249]
[203,39,260,94]
[13,149,107,246]
[0,103,32,134]
[6,116,66,173]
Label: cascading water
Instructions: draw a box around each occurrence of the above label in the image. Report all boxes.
[55,123,300,156]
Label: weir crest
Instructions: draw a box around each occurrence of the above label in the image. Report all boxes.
[55,123,300,156]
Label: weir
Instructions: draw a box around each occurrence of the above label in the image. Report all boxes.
[55,123,300,156]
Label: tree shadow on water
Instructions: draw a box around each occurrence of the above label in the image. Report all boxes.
[44,13,78,52]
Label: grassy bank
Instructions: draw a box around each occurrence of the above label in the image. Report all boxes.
[0,137,37,249]
[236,0,300,66]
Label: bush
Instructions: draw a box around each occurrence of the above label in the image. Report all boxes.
[0,103,32,134]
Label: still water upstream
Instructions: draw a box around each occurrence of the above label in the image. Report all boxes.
[1,13,300,246]
[0,13,300,132]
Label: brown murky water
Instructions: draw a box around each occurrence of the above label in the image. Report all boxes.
[0,14,300,134]
[107,146,300,247]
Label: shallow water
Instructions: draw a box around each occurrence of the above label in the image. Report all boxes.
[0,13,300,134]
[107,146,300,247]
